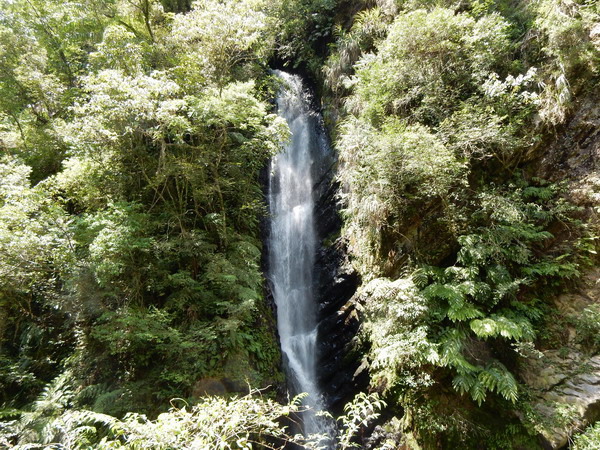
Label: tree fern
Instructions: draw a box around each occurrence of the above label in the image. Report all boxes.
[404,179,581,405]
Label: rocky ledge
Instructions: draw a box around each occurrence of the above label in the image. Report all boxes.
[519,269,600,448]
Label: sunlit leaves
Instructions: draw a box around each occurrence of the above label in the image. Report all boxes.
[350,8,512,125]
[89,25,149,75]
[0,0,291,417]
[361,178,578,405]
[168,0,276,87]
[359,277,436,391]
[0,158,74,305]
[10,383,316,449]
[531,0,599,124]
[65,69,184,148]
[470,314,534,340]
[338,393,386,449]
[338,118,465,275]
[323,7,388,94]
[81,202,154,299]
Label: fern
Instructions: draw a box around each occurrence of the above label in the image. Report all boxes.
[479,365,518,403]
[447,299,483,322]
[451,364,518,406]
[338,393,386,449]
[493,278,528,302]
[406,179,581,405]
[496,372,519,403]
[423,283,465,305]
[456,280,490,301]
[74,384,110,408]
[522,257,581,279]
[470,313,534,341]
[452,372,476,395]
[470,379,488,406]
[469,318,498,338]
[437,329,477,373]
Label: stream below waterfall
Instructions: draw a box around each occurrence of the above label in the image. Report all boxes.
[267,70,332,438]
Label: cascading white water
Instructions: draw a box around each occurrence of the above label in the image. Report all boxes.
[268,71,327,436]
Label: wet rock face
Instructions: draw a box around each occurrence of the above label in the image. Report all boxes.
[514,93,600,448]
[525,353,600,449]
[519,269,600,449]
[315,239,364,413]
[313,168,367,414]
[532,94,600,200]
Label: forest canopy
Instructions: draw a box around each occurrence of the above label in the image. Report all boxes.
[0,0,599,448]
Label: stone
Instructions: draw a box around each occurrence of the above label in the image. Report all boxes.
[312,159,366,414]
[192,378,227,396]
[519,270,600,448]
[535,356,600,448]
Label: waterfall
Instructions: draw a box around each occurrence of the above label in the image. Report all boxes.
[268,70,329,437]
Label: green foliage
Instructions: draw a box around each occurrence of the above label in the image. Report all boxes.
[2,385,386,448]
[337,392,386,449]
[421,180,583,404]
[274,0,336,72]
[89,24,151,75]
[323,7,390,95]
[5,384,310,449]
[338,117,465,275]
[81,202,154,300]
[11,371,76,445]
[91,307,198,375]
[334,4,558,282]
[0,0,598,448]
[0,0,107,84]
[576,304,600,353]
[102,391,307,449]
[327,0,598,447]
[348,8,512,126]
[1,0,287,423]
[0,355,39,407]
[358,277,436,391]
[439,67,539,168]
[359,177,586,415]
[0,158,77,405]
[168,0,277,87]
[0,158,74,302]
[573,421,600,450]
[0,0,109,179]
[529,0,599,124]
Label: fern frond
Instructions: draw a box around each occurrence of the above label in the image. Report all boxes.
[483,364,519,402]
[452,372,476,395]
[423,283,464,303]
[469,379,487,406]
[447,299,483,322]
[493,277,527,301]
[470,313,534,341]
[470,318,498,338]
